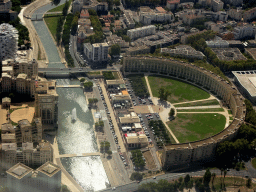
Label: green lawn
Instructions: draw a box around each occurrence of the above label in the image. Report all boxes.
[176,108,224,112]
[174,99,219,107]
[47,0,72,12]
[44,16,64,40]
[148,76,210,103]
[167,113,226,143]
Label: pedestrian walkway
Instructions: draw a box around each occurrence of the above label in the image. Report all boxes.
[172,95,217,105]
[175,105,221,109]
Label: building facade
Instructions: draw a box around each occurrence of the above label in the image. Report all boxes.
[211,0,223,12]
[0,23,18,61]
[127,25,156,40]
[122,56,246,170]
[35,80,58,125]
[83,43,109,62]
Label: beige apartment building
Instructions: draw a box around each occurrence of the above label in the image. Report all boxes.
[35,80,58,125]
[123,56,246,169]
[1,118,50,170]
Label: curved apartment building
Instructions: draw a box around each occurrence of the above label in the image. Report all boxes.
[122,56,246,170]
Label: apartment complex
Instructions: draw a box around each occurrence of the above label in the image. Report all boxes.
[123,10,135,28]
[0,23,18,77]
[232,25,256,40]
[228,7,256,22]
[0,0,18,21]
[0,23,18,61]
[127,25,156,40]
[7,162,61,192]
[83,43,109,62]
[1,118,52,170]
[72,0,108,14]
[35,80,58,125]
[161,45,205,60]
[1,58,39,98]
[139,6,173,25]
[106,35,129,50]
[123,56,245,170]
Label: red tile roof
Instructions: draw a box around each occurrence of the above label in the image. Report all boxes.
[80,9,90,18]
[156,7,166,13]
[167,0,180,4]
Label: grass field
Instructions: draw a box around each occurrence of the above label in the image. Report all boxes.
[48,0,72,12]
[148,76,210,103]
[174,99,219,107]
[176,108,224,112]
[44,16,64,40]
[167,113,226,143]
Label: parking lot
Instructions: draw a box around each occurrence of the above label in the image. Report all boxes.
[124,78,153,106]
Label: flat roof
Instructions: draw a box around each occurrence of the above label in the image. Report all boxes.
[37,161,61,177]
[233,71,256,97]
[7,163,33,179]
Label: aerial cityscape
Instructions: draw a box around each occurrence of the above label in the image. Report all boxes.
[1,0,256,191]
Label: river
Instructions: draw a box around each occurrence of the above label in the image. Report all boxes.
[31,2,109,191]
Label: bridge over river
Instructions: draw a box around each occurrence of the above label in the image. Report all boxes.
[58,152,101,158]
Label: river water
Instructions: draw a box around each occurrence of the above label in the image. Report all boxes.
[56,79,109,191]
[31,2,109,191]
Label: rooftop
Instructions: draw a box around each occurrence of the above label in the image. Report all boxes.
[6,163,33,179]
[1,123,15,132]
[2,143,17,151]
[233,71,256,97]
[37,161,61,177]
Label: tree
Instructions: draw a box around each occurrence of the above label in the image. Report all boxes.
[88,98,98,107]
[84,81,93,90]
[80,78,85,83]
[51,0,61,6]
[203,168,211,186]
[158,87,171,101]
[62,0,69,16]
[211,173,216,186]
[107,150,112,156]
[246,178,252,188]
[130,172,143,181]
[169,108,175,118]
[110,44,121,56]
[95,120,104,132]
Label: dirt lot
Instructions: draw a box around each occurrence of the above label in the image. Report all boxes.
[143,151,157,170]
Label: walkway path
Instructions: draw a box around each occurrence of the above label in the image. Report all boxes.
[144,76,180,143]
[56,85,82,88]
[175,105,221,109]
[58,152,101,158]
[172,95,217,106]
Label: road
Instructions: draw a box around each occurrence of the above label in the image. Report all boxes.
[93,81,131,186]
[99,167,255,192]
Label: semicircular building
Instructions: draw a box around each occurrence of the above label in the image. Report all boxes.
[122,56,246,170]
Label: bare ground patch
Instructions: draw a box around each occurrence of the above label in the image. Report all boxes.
[143,151,157,170]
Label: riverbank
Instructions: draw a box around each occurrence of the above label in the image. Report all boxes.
[84,85,123,188]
